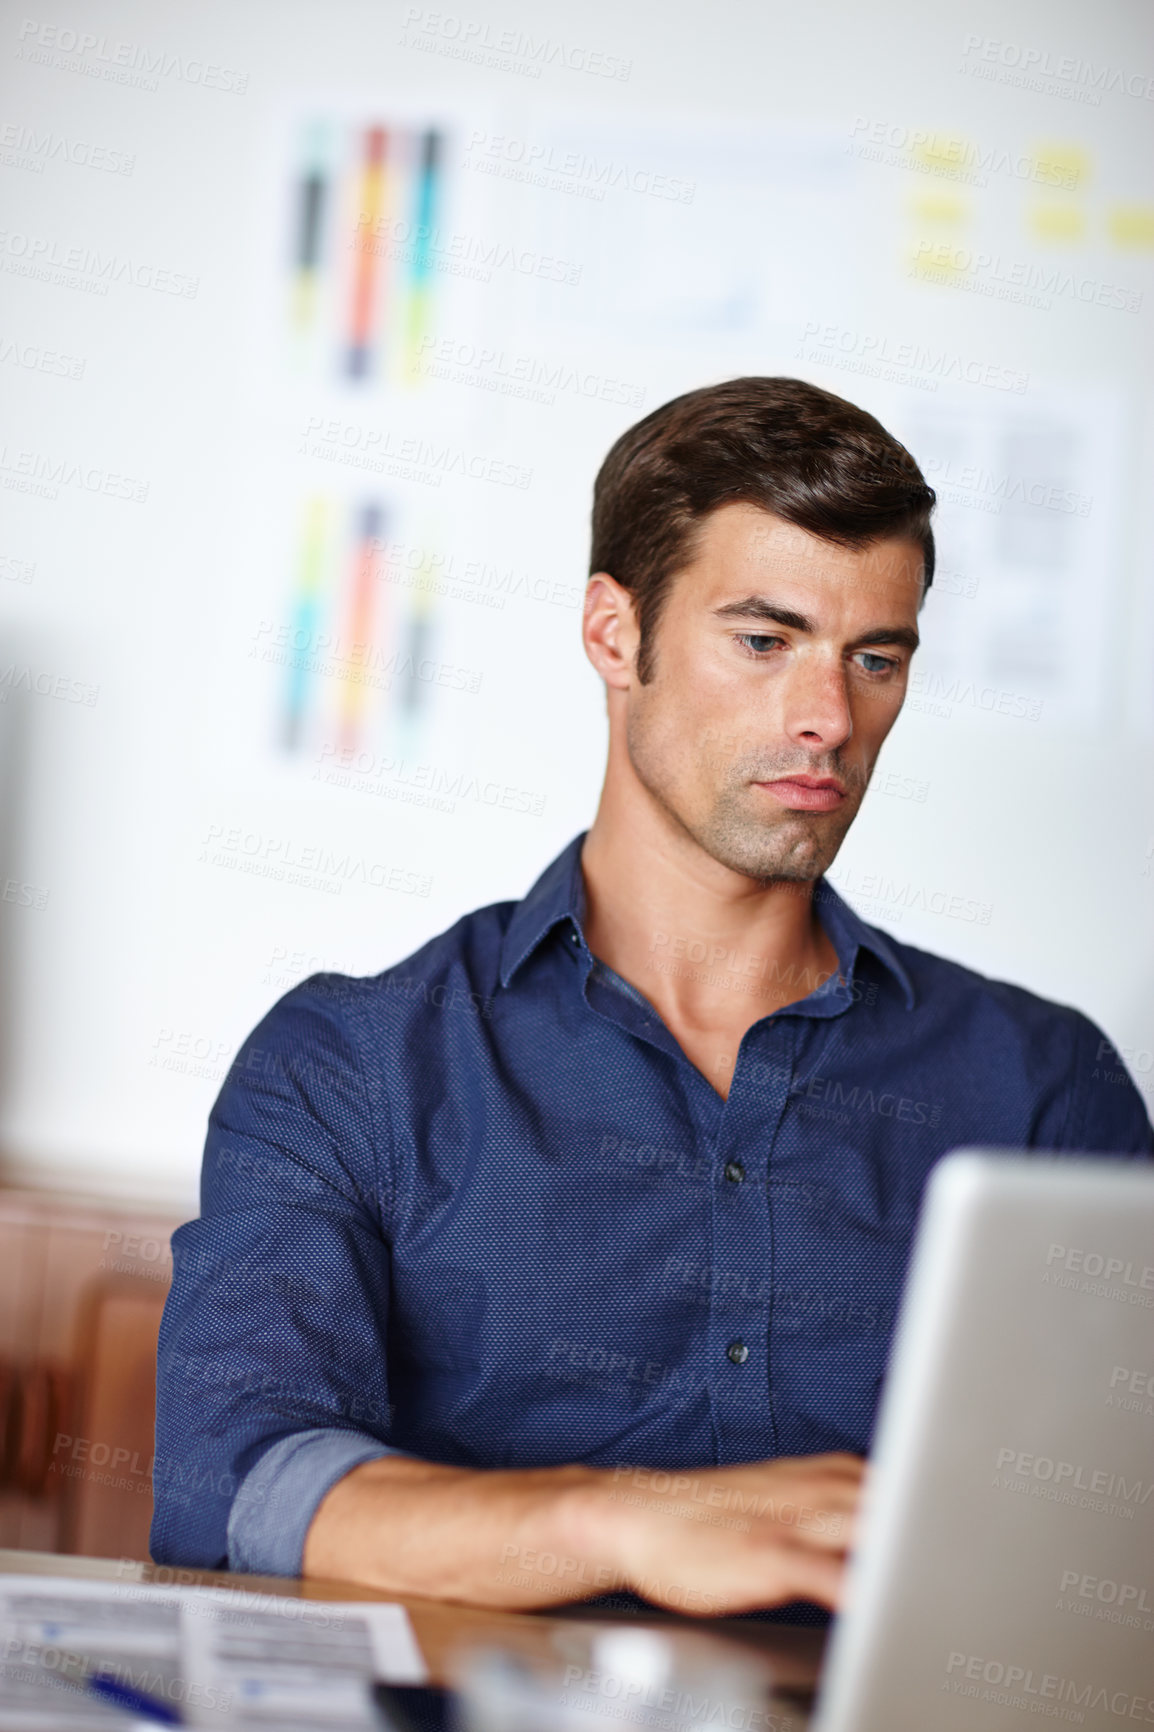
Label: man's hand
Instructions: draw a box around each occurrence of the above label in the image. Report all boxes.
[302,1450,864,1617]
[592,1453,863,1616]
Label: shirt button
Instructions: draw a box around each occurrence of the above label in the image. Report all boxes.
[726,1340,749,1365]
[724,1161,745,1184]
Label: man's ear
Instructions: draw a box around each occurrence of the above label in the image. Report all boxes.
[582,571,638,692]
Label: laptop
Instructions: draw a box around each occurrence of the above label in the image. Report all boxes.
[812,1148,1154,1732]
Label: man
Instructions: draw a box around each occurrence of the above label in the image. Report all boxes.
[152,377,1152,1619]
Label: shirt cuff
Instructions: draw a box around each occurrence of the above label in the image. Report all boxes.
[227,1428,403,1577]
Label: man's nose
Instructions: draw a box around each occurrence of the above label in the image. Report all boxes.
[783,660,854,750]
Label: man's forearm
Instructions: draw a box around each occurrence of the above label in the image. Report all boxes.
[302,1450,863,1616]
[302,1454,611,1606]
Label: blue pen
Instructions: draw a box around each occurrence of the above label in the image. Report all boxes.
[54,1651,183,1726]
[86,1669,183,1725]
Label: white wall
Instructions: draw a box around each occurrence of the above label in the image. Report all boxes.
[1,0,1152,1209]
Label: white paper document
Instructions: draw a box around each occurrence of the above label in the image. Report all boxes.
[0,1573,426,1729]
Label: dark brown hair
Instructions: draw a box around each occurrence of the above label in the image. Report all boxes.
[589,376,936,683]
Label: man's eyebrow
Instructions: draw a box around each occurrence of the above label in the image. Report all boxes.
[712,597,814,631]
[850,624,920,654]
[711,596,919,654]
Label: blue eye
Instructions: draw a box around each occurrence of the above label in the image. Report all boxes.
[857,652,896,675]
[736,634,783,655]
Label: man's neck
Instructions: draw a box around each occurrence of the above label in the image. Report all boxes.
[579,809,842,1101]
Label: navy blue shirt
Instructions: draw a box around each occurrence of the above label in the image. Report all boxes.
[151,831,1153,1583]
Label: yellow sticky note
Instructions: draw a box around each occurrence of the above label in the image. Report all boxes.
[1107,204,1154,248]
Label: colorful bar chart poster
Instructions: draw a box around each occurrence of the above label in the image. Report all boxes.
[286,118,449,388]
[276,492,446,761]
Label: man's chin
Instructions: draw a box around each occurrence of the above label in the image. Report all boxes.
[701,806,850,885]
[709,836,832,886]
[749,855,827,886]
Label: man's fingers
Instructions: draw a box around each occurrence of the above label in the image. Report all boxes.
[792,1450,866,1474]
[762,1504,858,1552]
[761,1451,866,1487]
[692,1546,848,1617]
[744,1467,862,1552]
[764,1547,846,1613]
[612,1453,867,1618]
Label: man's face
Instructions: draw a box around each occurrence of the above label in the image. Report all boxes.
[618,502,924,883]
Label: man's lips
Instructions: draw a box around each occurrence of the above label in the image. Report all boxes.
[754,775,847,812]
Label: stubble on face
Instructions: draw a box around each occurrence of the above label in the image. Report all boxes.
[625,684,864,886]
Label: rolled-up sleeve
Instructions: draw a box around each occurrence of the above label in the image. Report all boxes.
[151,976,402,1571]
[226,1428,399,1575]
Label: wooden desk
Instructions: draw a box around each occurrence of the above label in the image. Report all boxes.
[0,1547,824,1727]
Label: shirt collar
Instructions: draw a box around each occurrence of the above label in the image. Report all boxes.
[813,875,916,1010]
[498,830,916,1011]
[499,832,589,989]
